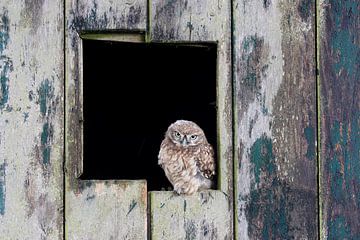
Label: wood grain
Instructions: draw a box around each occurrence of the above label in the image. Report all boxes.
[0,1,64,239]
[150,191,231,240]
[65,0,148,239]
[319,0,360,238]
[233,0,318,239]
[149,0,233,238]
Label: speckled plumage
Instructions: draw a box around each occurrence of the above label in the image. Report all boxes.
[158,120,215,195]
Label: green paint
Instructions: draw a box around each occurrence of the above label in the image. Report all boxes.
[329,0,360,77]
[0,10,12,109]
[38,79,54,117]
[0,163,5,215]
[328,216,351,239]
[41,122,51,165]
[247,136,292,239]
[241,35,264,91]
[127,199,137,216]
[250,135,275,185]
[298,0,312,21]
[304,126,315,160]
[327,113,360,235]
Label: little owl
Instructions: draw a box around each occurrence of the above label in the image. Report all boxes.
[158,120,215,195]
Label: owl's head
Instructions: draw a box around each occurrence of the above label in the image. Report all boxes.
[165,120,207,147]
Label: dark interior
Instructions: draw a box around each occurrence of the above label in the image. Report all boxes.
[81,39,217,191]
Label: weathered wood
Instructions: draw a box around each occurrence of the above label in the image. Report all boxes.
[149,0,233,238]
[150,191,231,240]
[65,0,148,239]
[233,0,317,239]
[150,0,233,205]
[0,1,64,239]
[66,180,147,239]
[319,0,360,239]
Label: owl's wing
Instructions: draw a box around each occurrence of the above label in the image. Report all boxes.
[198,143,215,179]
[158,140,167,167]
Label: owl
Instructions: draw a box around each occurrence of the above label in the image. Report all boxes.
[158,120,215,195]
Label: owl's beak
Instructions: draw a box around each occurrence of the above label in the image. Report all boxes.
[181,136,189,146]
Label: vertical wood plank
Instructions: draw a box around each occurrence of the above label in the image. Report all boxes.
[319,0,360,239]
[150,191,231,240]
[149,1,233,239]
[65,0,148,239]
[0,1,64,239]
[233,0,318,239]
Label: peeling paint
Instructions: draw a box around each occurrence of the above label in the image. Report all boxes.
[40,122,52,165]
[185,220,196,240]
[127,5,142,26]
[321,0,360,237]
[0,162,6,215]
[23,112,29,122]
[0,9,12,110]
[241,35,264,91]
[298,0,311,21]
[37,79,55,166]
[263,0,271,9]
[304,125,315,160]
[127,199,137,216]
[250,135,275,185]
[38,79,54,117]
[20,0,45,32]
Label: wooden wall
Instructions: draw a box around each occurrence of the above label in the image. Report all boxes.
[0,0,358,239]
[0,0,64,239]
[319,0,360,239]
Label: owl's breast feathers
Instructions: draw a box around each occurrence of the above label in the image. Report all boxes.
[158,139,215,179]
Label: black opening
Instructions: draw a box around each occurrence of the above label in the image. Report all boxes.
[81,39,217,191]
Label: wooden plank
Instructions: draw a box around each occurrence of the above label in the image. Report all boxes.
[319,0,360,239]
[150,191,231,240]
[233,0,317,239]
[149,1,233,238]
[65,0,148,239]
[0,1,64,239]
[66,180,147,239]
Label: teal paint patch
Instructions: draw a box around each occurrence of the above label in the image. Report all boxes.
[0,9,13,109]
[246,135,294,239]
[298,0,312,21]
[38,79,54,117]
[241,35,264,91]
[328,216,352,239]
[0,162,6,215]
[329,0,360,77]
[127,199,137,216]
[304,126,315,160]
[327,112,360,234]
[250,135,275,185]
[40,122,52,165]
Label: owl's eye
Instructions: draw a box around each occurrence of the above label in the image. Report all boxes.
[174,131,181,138]
[190,135,198,140]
